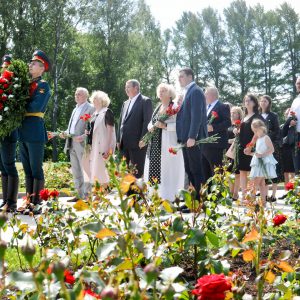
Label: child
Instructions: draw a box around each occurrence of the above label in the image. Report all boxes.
[245,119,277,204]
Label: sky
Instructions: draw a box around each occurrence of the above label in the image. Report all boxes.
[145,0,300,30]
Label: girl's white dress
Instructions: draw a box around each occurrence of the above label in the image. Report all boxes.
[249,136,277,179]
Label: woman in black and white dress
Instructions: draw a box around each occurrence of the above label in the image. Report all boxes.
[142,83,185,201]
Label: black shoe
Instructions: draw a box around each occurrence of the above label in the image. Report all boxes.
[268,196,277,202]
[278,193,287,200]
[256,192,260,196]
[67,197,80,203]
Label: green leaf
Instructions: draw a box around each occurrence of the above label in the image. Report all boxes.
[172,217,184,232]
[206,230,220,247]
[96,242,117,261]
[185,229,206,247]
[231,248,241,258]
[82,222,103,233]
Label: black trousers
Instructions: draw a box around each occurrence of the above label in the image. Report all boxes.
[182,145,204,199]
[202,147,225,182]
[121,147,147,178]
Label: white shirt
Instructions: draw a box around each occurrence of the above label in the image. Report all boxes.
[290,95,300,132]
[261,113,268,119]
[69,102,88,134]
[182,81,195,101]
[207,99,219,116]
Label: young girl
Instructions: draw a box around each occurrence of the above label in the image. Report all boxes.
[245,119,277,204]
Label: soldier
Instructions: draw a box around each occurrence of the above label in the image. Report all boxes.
[0,55,19,212]
[18,50,51,213]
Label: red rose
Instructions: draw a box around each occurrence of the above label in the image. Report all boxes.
[273,214,287,227]
[211,111,219,118]
[50,190,59,198]
[1,70,14,80]
[39,188,50,201]
[84,289,101,299]
[0,78,7,84]
[1,95,7,101]
[80,113,91,122]
[285,182,294,191]
[192,274,232,300]
[3,83,9,89]
[168,147,178,155]
[64,269,76,285]
[0,89,3,95]
[234,120,241,126]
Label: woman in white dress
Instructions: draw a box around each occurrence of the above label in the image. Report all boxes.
[142,83,185,201]
[82,91,116,188]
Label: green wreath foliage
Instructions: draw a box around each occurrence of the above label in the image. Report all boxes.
[0,59,30,138]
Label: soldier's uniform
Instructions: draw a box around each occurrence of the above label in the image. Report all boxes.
[0,55,19,212]
[18,50,51,207]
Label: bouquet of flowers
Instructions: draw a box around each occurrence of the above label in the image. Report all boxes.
[168,134,220,155]
[47,130,74,140]
[0,60,30,138]
[80,113,92,154]
[140,103,180,146]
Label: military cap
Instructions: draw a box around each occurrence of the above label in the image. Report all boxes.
[31,50,51,72]
[2,54,12,68]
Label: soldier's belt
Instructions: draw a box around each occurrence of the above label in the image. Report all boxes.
[24,112,45,118]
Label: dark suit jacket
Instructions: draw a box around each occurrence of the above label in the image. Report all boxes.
[205,101,231,149]
[118,94,153,149]
[262,111,280,144]
[176,83,207,143]
[18,78,51,143]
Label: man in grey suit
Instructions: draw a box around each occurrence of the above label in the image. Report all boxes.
[176,68,207,200]
[63,87,95,200]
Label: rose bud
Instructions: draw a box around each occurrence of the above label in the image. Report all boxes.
[0,240,7,259]
[0,213,8,228]
[21,243,36,265]
[100,286,118,300]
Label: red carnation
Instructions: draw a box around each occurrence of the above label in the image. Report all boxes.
[272,214,287,227]
[0,89,3,95]
[285,182,294,191]
[80,113,91,122]
[64,269,76,285]
[234,119,241,126]
[192,274,232,300]
[3,83,9,89]
[0,103,3,110]
[290,111,296,117]
[166,104,180,116]
[39,188,50,201]
[0,78,7,84]
[208,110,219,125]
[246,142,254,149]
[1,95,7,101]
[84,289,101,299]
[50,189,59,198]
[211,111,219,118]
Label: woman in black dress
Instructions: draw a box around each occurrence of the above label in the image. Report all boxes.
[259,95,281,202]
[238,94,263,200]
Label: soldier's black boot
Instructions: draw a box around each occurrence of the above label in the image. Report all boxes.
[32,179,45,205]
[0,175,8,211]
[25,176,34,199]
[6,176,19,213]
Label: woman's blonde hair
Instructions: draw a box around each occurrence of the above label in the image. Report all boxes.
[90,90,110,107]
[231,106,244,120]
[251,119,267,134]
[156,83,176,100]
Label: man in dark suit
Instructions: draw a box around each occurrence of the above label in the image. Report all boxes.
[176,68,207,199]
[202,87,231,182]
[117,79,152,178]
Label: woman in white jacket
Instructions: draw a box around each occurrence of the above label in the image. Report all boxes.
[143,83,185,201]
[82,91,116,188]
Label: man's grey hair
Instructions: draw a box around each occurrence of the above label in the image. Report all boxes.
[127,79,140,92]
[76,87,89,99]
[205,86,219,99]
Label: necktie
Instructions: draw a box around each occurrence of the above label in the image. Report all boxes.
[207,104,212,111]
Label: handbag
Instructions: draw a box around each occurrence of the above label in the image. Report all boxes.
[225,142,235,159]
